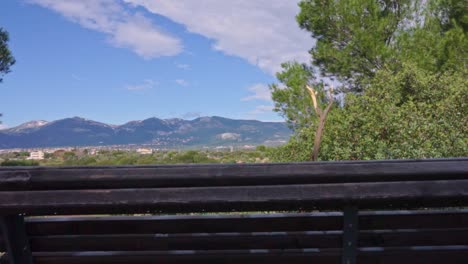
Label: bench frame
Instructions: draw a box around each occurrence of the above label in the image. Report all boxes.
[1,158,467,264]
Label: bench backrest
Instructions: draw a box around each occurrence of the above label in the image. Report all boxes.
[2,210,468,264]
[1,158,467,263]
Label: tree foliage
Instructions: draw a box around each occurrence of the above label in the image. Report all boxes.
[270,62,317,131]
[323,64,467,160]
[269,0,467,161]
[0,27,15,83]
[297,0,418,92]
[271,64,467,161]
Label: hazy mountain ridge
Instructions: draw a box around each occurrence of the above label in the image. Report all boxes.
[0,116,292,149]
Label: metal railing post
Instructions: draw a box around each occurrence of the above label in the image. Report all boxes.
[342,206,358,264]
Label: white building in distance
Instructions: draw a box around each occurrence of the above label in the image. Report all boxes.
[28,151,45,160]
[136,148,153,155]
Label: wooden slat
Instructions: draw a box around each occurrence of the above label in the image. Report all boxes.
[359,228,468,247]
[25,210,468,236]
[30,246,468,264]
[359,210,468,229]
[28,228,468,252]
[32,248,342,264]
[29,231,342,251]
[26,213,342,235]
[1,159,466,191]
[358,245,468,264]
[1,180,467,215]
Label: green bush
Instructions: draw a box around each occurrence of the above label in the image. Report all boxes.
[1,159,40,166]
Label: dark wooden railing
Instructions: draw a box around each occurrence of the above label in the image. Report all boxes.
[0,158,467,263]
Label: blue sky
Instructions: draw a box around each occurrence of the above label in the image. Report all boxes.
[0,0,312,128]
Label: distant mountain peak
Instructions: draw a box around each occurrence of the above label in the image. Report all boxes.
[54,117,113,127]
[0,116,291,149]
[24,120,49,127]
[3,120,49,133]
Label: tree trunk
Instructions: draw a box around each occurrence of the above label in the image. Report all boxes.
[312,117,326,161]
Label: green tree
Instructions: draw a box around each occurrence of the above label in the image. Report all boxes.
[0,28,15,83]
[320,64,467,160]
[271,64,467,161]
[270,62,336,160]
[396,0,467,73]
[0,27,15,125]
[270,62,317,131]
[297,0,418,92]
[270,0,467,161]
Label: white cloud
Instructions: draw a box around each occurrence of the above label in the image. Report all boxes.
[242,83,271,102]
[28,0,182,58]
[71,73,83,81]
[176,63,190,70]
[175,79,189,87]
[126,79,156,91]
[0,124,8,130]
[181,112,202,119]
[249,105,274,115]
[123,0,311,74]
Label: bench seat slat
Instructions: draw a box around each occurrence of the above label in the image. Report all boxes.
[33,248,343,264]
[26,228,468,252]
[359,210,468,229]
[4,228,468,252]
[23,210,468,236]
[28,246,468,264]
[26,213,342,235]
[30,232,341,251]
[1,180,467,215]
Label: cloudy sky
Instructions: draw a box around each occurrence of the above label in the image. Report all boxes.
[0,0,312,128]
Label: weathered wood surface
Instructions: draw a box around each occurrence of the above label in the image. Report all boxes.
[1,179,467,215]
[0,158,466,191]
[25,212,342,235]
[26,246,468,264]
[22,209,468,235]
[0,158,466,214]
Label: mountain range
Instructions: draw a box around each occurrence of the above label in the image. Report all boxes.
[0,116,292,149]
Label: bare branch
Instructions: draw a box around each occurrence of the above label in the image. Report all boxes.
[328,85,334,101]
[306,85,320,115]
[324,85,334,115]
[324,101,334,116]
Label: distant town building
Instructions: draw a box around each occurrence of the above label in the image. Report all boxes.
[136,148,153,155]
[28,151,45,160]
[242,145,256,150]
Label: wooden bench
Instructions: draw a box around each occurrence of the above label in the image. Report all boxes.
[0,158,467,263]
